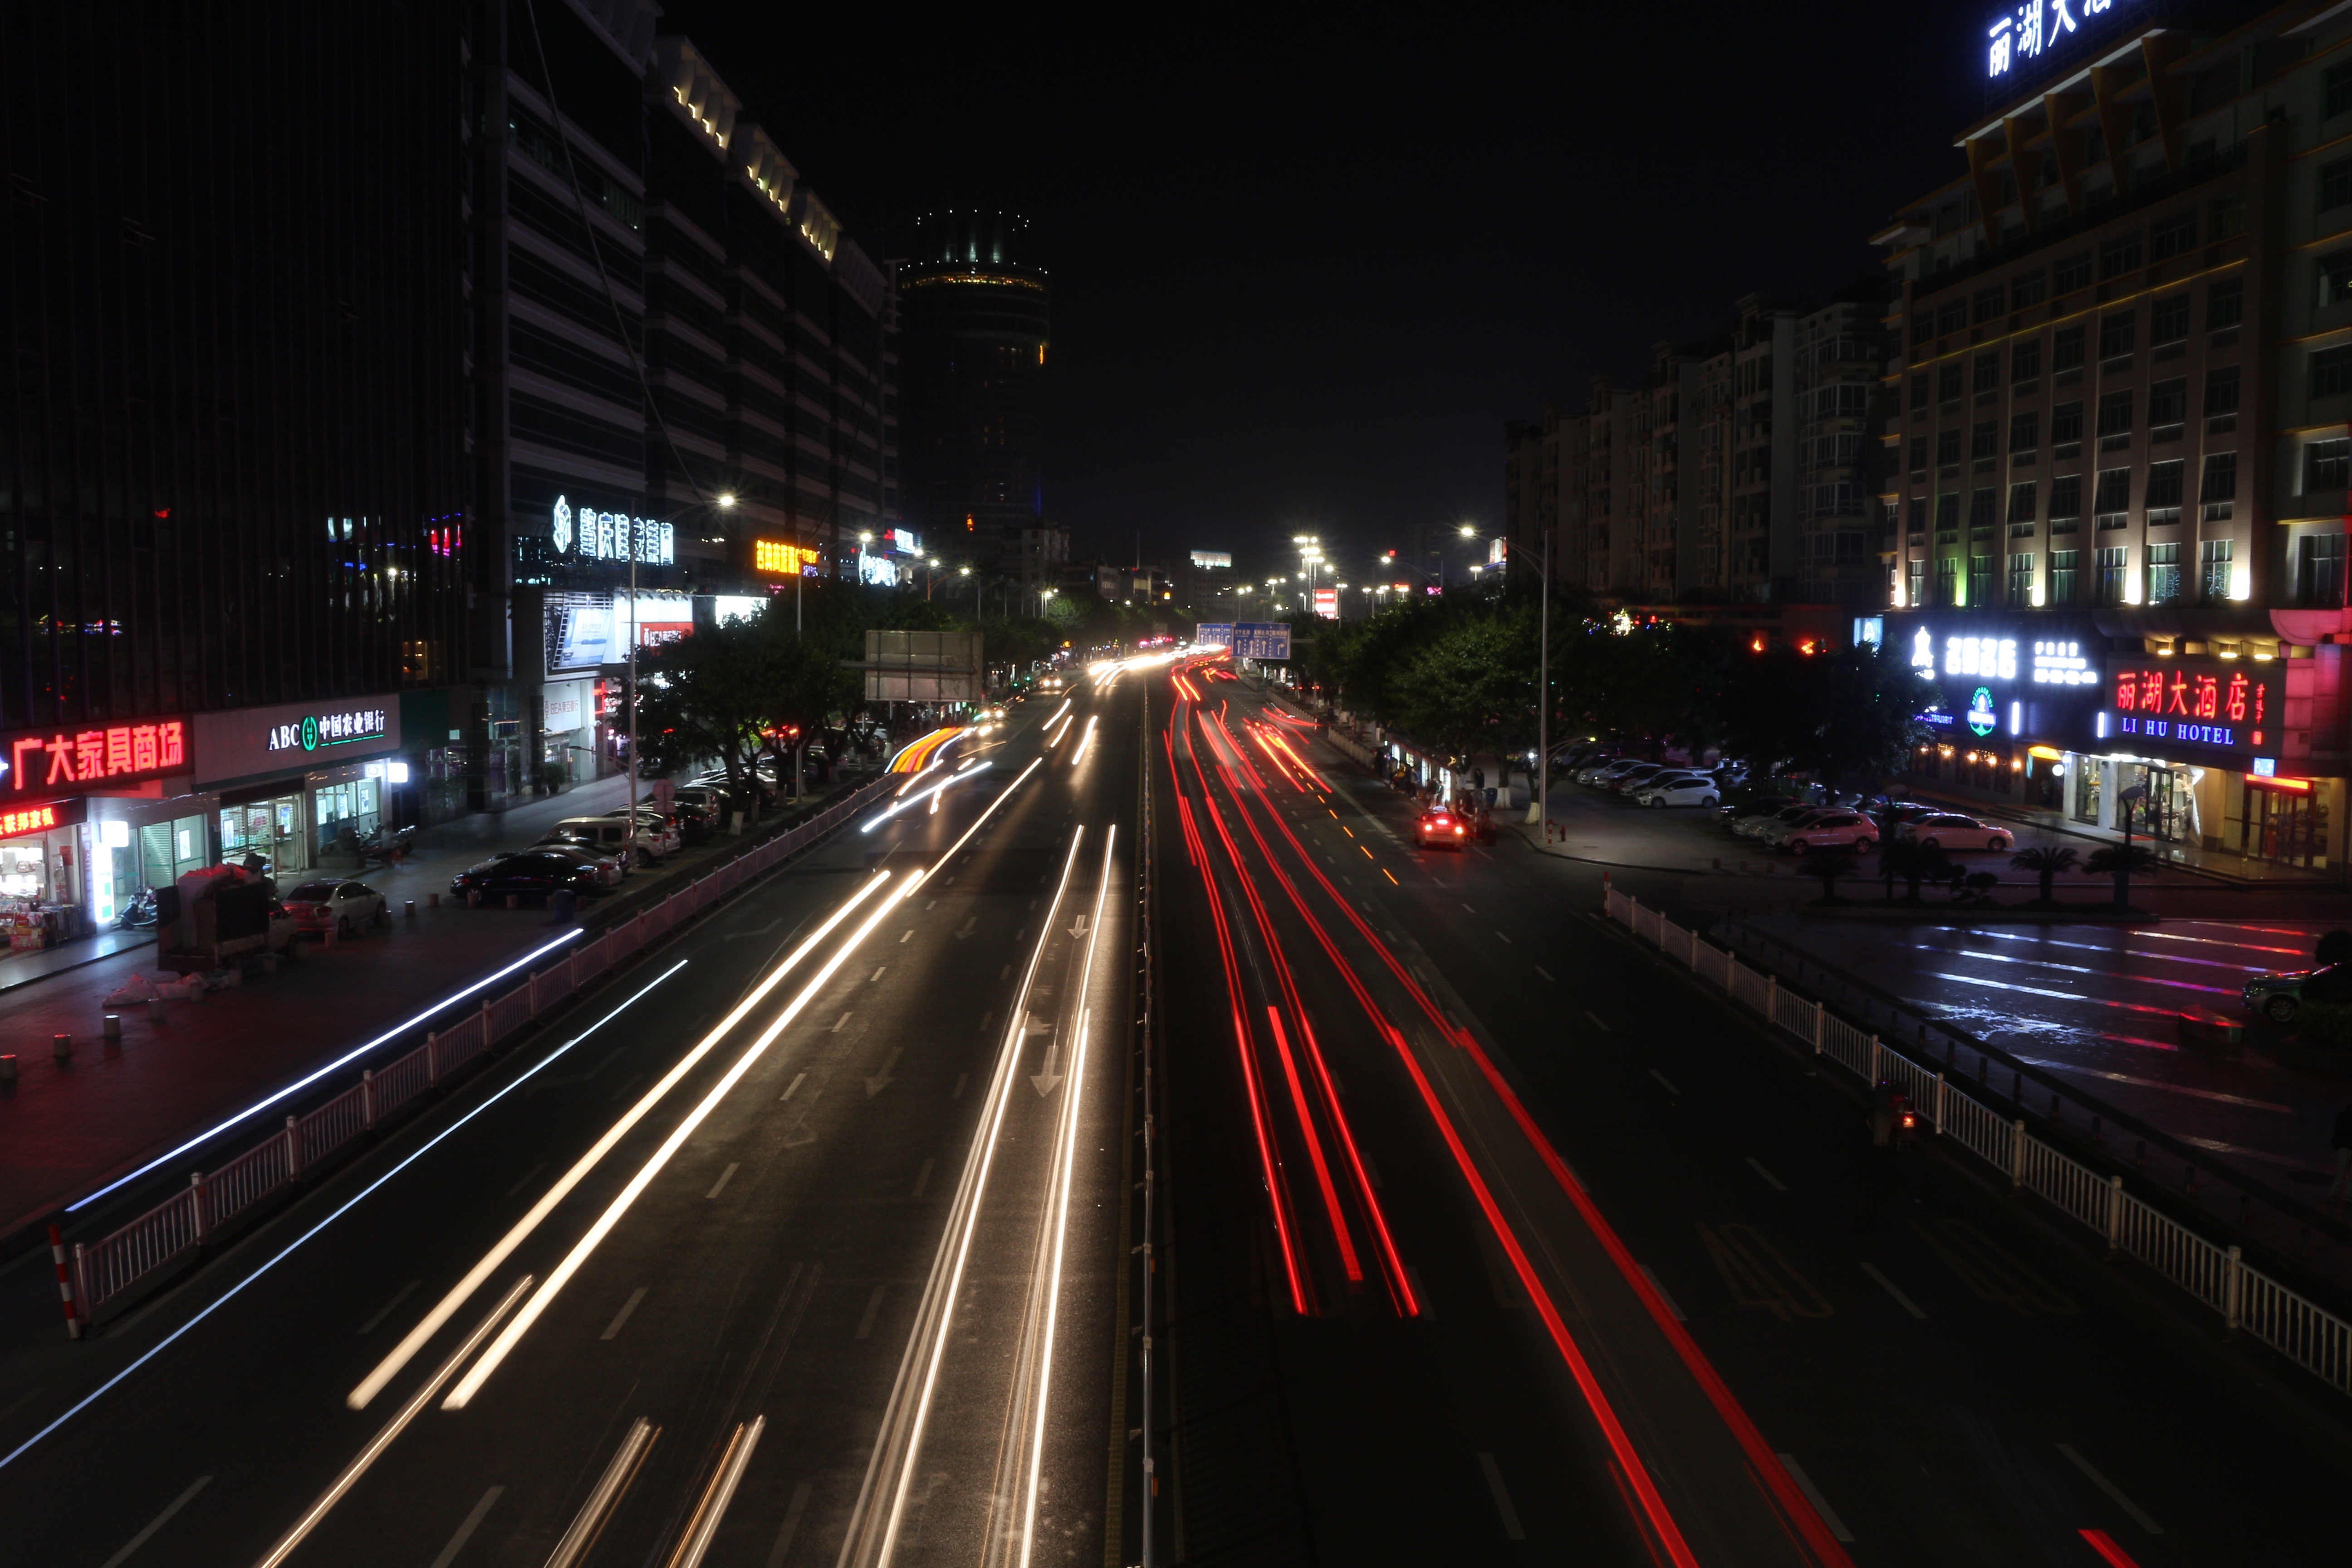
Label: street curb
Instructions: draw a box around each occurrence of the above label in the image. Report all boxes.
[0,931,157,999]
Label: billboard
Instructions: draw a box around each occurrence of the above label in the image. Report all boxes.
[1189,550,1233,569]
[1312,588,1338,620]
[2103,655,2280,761]
[1231,622,1292,660]
[864,629,984,702]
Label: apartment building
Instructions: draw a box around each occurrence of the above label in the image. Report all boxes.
[1882,0,2352,875]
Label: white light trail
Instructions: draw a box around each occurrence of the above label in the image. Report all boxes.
[863,760,991,832]
[347,877,891,1410]
[72,929,587,1211]
[1071,715,1099,765]
[1017,827,1116,1568]
[443,877,907,1407]
[0,959,685,1475]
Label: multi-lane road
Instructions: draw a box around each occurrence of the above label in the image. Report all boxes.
[0,681,1142,1567]
[2,652,2348,1568]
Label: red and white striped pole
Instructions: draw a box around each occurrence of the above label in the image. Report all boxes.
[48,1224,80,1339]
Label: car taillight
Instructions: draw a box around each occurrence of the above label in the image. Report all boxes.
[1454,825,1464,835]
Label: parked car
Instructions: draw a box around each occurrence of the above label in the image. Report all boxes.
[1633,774,1721,808]
[599,809,682,858]
[1605,763,1670,794]
[1756,808,1847,848]
[1780,813,1879,854]
[280,878,386,937]
[1584,758,1651,788]
[464,846,620,890]
[541,816,650,867]
[451,851,604,902]
[1412,807,1469,849]
[2243,962,2352,1024]
[1737,804,1819,841]
[1722,794,1799,823]
[1896,813,2013,852]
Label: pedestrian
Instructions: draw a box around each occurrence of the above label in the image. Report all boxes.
[2332,1103,2352,1206]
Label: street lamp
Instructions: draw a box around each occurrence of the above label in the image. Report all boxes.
[627,490,733,862]
[1475,527,1553,836]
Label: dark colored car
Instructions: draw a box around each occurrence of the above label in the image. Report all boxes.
[451,850,602,900]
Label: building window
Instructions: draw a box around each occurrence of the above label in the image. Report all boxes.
[1937,428,1962,466]
[1938,363,1964,402]
[2205,365,2240,419]
[2096,390,2133,445]
[2098,311,2136,360]
[2313,345,2352,400]
[2210,191,2246,243]
[2308,437,2352,493]
[1936,556,1959,605]
[2094,546,2128,605]
[2048,474,2082,531]
[2012,269,2047,309]
[2323,157,2352,215]
[2050,401,2083,451]
[1967,487,1996,530]
[2301,534,2348,608]
[2100,232,2144,279]
[1911,310,1935,347]
[2151,212,2198,260]
[1972,421,1999,461]
[2050,549,2080,605]
[2052,324,2086,371]
[2150,294,2190,345]
[2055,251,2092,293]
[2093,468,2132,528]
[1907,558,1926,608]
[1909,372,1930,409]
[1908,496,1928,532]
[1937,299,1969,335]
[1974,352,2000,393]
[2146,543,2182,604]
[2200,538,2234,603]
[2010,409,2039,454]
[1969,554,1995,607]
[2200,452,2237,522]
[1936,492,1960,533]
[2147,377,2186,442]
[2007,480,2038,524]
[2331,59,2352,119]
[1974,286,2005,324]
[1909,435,1928,475]
[2011,337,2041,382]
[2008,552,2035,605]
[2209,277,2244,330]
[2322,251,2352,309]
[2144,459,2185,526]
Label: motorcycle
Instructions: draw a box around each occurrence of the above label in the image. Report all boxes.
[1868,1082,1922,1149]
[115,885,160,930]
[342,823,417,869]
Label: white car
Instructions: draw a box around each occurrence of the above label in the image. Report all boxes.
[280,878,386,937]
[1755,808,1845,848]
[601,809,682,858]
[1897,813,2013,853]
[1779,813,1879,854]
[1632,774,1720,808]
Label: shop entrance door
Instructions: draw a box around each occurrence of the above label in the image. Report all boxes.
[2073,759,2103,826]
[2129,764,2191,843]
[2240,784,2328,869]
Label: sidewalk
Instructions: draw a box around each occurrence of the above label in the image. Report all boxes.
[0,770,870,1244]
[1899,783,2337,888]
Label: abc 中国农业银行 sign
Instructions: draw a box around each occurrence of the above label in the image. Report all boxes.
[2107,660,2277,756]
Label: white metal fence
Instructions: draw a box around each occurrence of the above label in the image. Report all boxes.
[72,778,897,1323]
[1602,886,2352,1398]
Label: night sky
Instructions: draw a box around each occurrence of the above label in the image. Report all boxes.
[661,4,1989,583]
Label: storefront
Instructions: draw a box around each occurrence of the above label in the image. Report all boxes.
[0,713,201,945]
[0,799,87,950]
[193,696,404,870]
[540,678,594,792]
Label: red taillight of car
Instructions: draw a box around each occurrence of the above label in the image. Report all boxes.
[1899,1110,1918,1129]
[1454,825,1464,835]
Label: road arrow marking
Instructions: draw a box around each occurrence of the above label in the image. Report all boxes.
[866,1047,903,1097]
[1031,1039,1064,1096]
[1067,914,1088,939]
[954,916,978,939]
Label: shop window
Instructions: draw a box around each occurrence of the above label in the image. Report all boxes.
[1906,559,1926,609]
[1936,557,1959,606]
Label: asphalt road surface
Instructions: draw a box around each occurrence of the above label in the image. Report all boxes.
[0,683,1139,1568]
[1155,665,2348,1568]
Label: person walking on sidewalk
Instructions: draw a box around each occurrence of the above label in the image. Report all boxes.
[2332,1103,2352,1207]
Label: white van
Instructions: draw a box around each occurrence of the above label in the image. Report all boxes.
[539,817,645,870]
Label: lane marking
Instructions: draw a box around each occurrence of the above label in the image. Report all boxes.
[832,1010,853,1034]
[780,1073,807,1102]
[599,1286,648,1341]
[910,1158,935,1199]
[1775,1454,1853,1542]
[426,1485,505,1568]
[1359,844,1375,859]
[1649,1069,1680,1095]
[501,1161,548,1199]
[1476,1451,1527,1541]
[98,1475,211,1568]
[1585,1010,1609,1032]
[357,1280,421,1336]
[766,1481,812,1568]
[869,965,887,982]
[1382,869,1398,885]
[1461,902,1474,914]
[1860,1263,1926,1319]
[898,930,913,945]
[999,964,1011,980]
[951,1073,969,1100]
[857,1284,887,1340]
[1638,1264,1688,1321]
[1744,1157,1787,1191]
[1535,965,1555,983]
[2058,1444,2163,1534]
[1494,931,1512,945]
[706,1162,740,1200]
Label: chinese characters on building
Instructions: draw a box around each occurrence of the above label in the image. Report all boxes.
[1989,0,2112,79]
[5,720,186,794]
[2109,663,2270,751]
[0,805,59,838]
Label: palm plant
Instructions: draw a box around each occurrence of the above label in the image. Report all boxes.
[2084,843,2161,908]
[2009,844,2080,905]
[1803,852,1859,904]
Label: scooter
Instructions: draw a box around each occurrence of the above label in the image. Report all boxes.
[116,886,160,930]
[1868,1082,1922,1149]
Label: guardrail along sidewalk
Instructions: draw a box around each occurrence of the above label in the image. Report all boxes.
[1604,887,2352,1401]
[65,777,898,1331]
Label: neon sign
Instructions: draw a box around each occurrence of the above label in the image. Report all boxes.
[268,707,390,755]
[755,539,822,575]
[1966,687,1998,737]
[1988,0,2115,80]
[553,495,674,566]
[2107,659,2276,756]
[0,804,59,839]
[2,720,187,796]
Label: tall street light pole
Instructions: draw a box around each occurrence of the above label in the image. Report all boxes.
[1483,525,1551,835]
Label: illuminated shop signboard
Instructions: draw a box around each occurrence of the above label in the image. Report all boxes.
[552,496,674,566]
[2106,659,2278,757]
[754,539,822,576]
[0,719,188,797]
[266,706,390,755]
[1985,0,2127,82]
